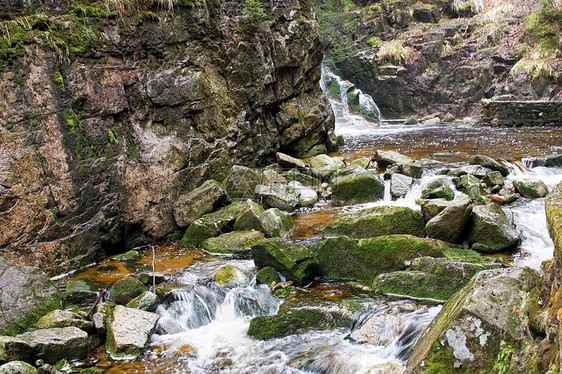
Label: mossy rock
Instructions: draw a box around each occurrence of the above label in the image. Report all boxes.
[233,200,265,231]
[180,202,246,246]
[125,291,159,311]
[202,230,266,255]
[64,278,104,307]
[280,169,320,186]
[259,208,294,238]
[513,179,549,198]
[173,179,227,228]
[112,250,141,262]
[470,155,510,176]
[456,174,486,201]
[467,204,520,253]
[324,205,425,238]
[223,165,262,199]
[330,165,385,203]
[310,235,448,282]
[421,178,455,201]
[255,267,282,286]
[109,277,146,305]
[214,265,250,288]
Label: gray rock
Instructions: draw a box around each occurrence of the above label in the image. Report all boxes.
[255,184,299,212]
[63,278,102,307]
[0,361,37,374]
[470,155,510,176]
[125,291,159,311]
[214,265,250,288]
[482,170,504,187]
[391,173,413,197]
[276,152,306,169]
[421,177,455,201]
[35,310,94,333]
[513,178,549,198]
[259,208,294,238]
[233,200,265,231]
[262,169,288,185]
[202,230,265,255]
[424,194,473,243]
[288,181,318,207]
[92,303,113,335]
[112,250,141,262]
[330,165,385,203]
[448,165,491,179]
[107,305,159,359]
[223,165,262,199]
[180,202,246,246]
[0,336,31,363]
[350,157,372,168]
[373,150,414,168]
[280,169,320,186]
[400,163,424,179]
[17,327,89,364]
[309,155,346,178]
[456,174,486,200]
[173,179,227,228]
[468,204,520,253]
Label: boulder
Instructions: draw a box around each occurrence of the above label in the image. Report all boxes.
[400,163,424,179]
[255,267,282,286]
[482,171,504,188]
[202,230,266,255]
[17,327,89,364]
[0,361,37,374]
[112,250,141,262]
[422,194,473,243]
[309,155,346,179]
[233,200,265,231]
[310,235,448,282]
[223,165,262,199]
[0,336,31,363]
[391,173,413,198]
[406,267,540,373]
[372,256,501,301]
[373,150,414,168]
[513,179,549,198]
[288,181,318,207]
[324,206,425,238]
[350,157,372,168]
[35,310,94,333]
[125,291,159,311]
[107,305,159,359]
[139,272,167,286]
[173,179,227,228]
[254,184,299,212]
[421,177,455,201]
[467,204,520,253]
[456,174,486,200]
[180,202,245,246]
[280,169,319,186]
[0,258,61,336]
[92,303,113,335]
[214,265,250,288]
[63,278,103,307]
[330,165,385,203]
[251,239,317,286]
[262,169,288,185]
[247,299,362,340]
[109,277,147,305]
[448,165,491,179]
[276,152,306,169]
[470,155,510,176]
[259,208,293,238]
[302,144,328,158]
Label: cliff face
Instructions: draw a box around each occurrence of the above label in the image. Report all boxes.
[0,0,334,275]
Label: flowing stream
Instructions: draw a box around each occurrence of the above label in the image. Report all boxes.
[66,68,562,373]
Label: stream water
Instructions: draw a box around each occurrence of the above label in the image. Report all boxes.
[64,68,562,373]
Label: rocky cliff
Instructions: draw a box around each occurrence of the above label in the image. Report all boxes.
[0,0,334,275]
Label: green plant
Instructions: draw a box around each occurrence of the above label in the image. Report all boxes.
[368,36,382,47]
[511,47,560,79]
[369,4,382,12]
[54,71,65,92]
[107,130,118,144]
[341,0,355,11]
[243,0,268,24]
[492,342,513,374]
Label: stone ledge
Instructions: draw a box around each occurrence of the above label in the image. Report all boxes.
[481,100,562,127]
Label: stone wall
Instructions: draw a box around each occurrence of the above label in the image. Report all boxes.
[481,100,562,126]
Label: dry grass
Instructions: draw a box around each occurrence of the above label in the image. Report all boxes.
[376,40,415,65]
[511,47,561,79]
[105,0,179,18]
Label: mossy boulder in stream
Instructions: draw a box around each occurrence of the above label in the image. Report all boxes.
[330,165,385,203]
[421,177,455,201]
[106,305,159,359]
[310,235,448,282]
[202,230,266,255]
[259,208,294,238]
[513,178,549,198]
[247,299,362,340]
[173,179,227,228]
[467,204,520,253]
[233,200,265,231]
[309,155,346,179]
[223,166,262,200]
[254,184,299,212]
[17,327,90,364]
[214,265,250,288]
[421,194,473,244]
[255,267,282,286]
[470,155,510,176]
[180,202,246,246]
[63,278,104,307]
[324,206,425,238]
[251,239,317,286]
[109,277,147,305]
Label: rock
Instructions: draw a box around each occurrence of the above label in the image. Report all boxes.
[202,230,266,255]
[173,180,227,228]
[251,239,317,286]
[214,265,250,288]
[139,272,167,286]
[350,157,372,168]
[0,336,31,363]
[467,204,520,253]
[223,166,262,200]
[0,361,37,374]
[276,152,306,169]
[107,305,159,359]
[513,179,549,198]
[390,173,413,198]
[545,154,562,167]
[259,208,294,238]
[125,291,159,311]
[255,267,282,286]
[406,267,540,373]
[112,250,141,262]
[373,150,414,168]
[35,310,94,333]
[482,171,504,188]
[92,303,113,335]
[324,206,425,238]
[180,202,245,246]
[262,169,288,185]
[233,200,265,231]
[0,258,62,336]
[288,181,318,207]
[456,174,486,200]
[254,184,299,212]
[247,299,362,340]
[448,165,491,179]
[421,177,455,201]
[17,327,89,364]
[63,279,103,307]
[280,169,319,186]
[302,144,328,158]
[422,194,473,243]
[400,163,424,179]
[373,256,501,301]
[330,165,385,203]
[309,155,346,179]
[310,235,448,282]
[109,277,147,305]
[470,155,510,176]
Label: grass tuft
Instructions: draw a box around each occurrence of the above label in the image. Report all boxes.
[376,40,415,65]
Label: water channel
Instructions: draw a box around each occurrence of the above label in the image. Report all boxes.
[62,69,562,373]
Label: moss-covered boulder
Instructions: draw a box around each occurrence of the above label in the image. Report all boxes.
[180,202,245,246]
[251,239,317,286]
[310,235,448,282]
[421,177,455,201]
[255,267,282,286]
[350,157,372,168]
[373,256,502,301]
[259,208,294,238]
[173,179,227,228]
[233,200,265,231]
[467,204,520,253]
[202,230,266,255]
[112,250,141,262]
[330,165,385,203]
[125,291,159,311]
[483,171,504,188]
[0,257,62,336]
[247,299,362,340]
[470,155,510,176]
[422,194,473,244]
[0,336,32,363]
[254,184,299,212]
[281,169,320,186]
[324,206,425,238]
[400,163,424,179]
[456,174,486,201]
[309,154,346,179]
[63,278,103,307]
[109,277,146,305]
[36,310,94,333]
[373,150,414,168]
[214,265,250,288]
[288,181,318,207]
[406,267,540,373]
[513,178,549,198]
[223,165,262,200]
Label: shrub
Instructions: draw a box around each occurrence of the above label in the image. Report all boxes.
[376,40,415,65]
[368,36,382,47]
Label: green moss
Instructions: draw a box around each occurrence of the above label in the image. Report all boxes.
[367,36,382,47]
[2,294,61,336]
[109,276,146,305]
[54,71,65,92]
[524,1,561,51]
